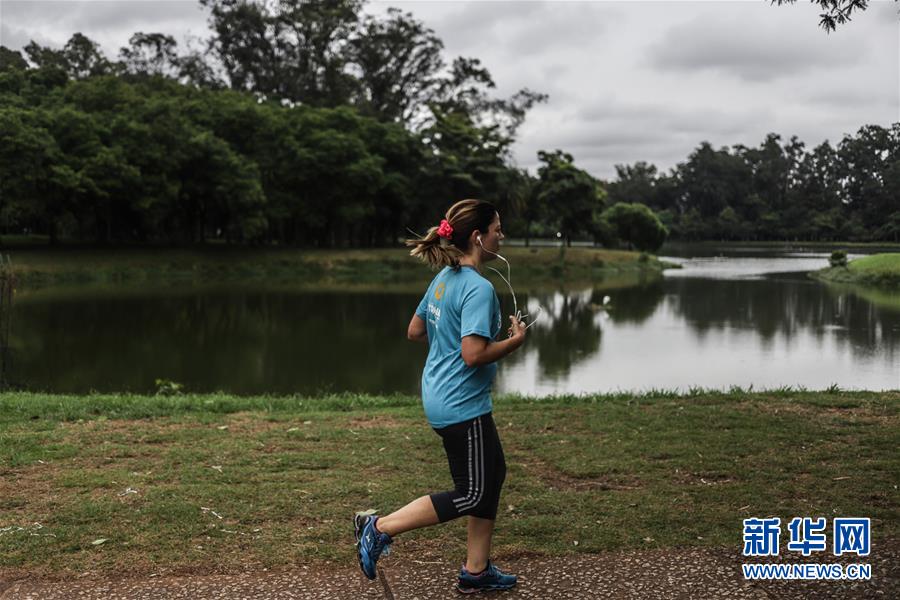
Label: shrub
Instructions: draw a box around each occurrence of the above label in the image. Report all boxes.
[597,202,668,252]
[829,250,848,268]
[155,378,184,396]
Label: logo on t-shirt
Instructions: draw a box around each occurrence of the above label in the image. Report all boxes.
[427,302,441,324]
[434,282,446,300]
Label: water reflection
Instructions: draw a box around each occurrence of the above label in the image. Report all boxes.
[496,275,898,394]
[10,260,900,395]
[500,281,667,383]
[12,286,428,395]
[666,277,898,361]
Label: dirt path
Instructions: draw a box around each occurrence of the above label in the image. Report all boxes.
[2,545,896,600]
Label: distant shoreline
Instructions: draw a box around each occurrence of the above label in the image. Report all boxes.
[3,246,677,288]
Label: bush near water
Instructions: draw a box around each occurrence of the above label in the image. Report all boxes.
[812,253,900,288]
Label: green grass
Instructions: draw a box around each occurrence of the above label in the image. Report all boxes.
[811,253,900,288]
[0,389,897,579]
[846,253,900,272]
[5,246,675,288]
[663,241,900,249]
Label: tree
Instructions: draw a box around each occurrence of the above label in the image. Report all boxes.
[176,50,225,89]
[497,168,538,244]
[417,109,511,213]
[771,1,897,32]
[23,41,70,72]
[201,0,362,106]
[23,33,113,81]
[787,140,841,239]
[0,107,59,238]
[677,141,752,223]
[430,56,546,140]
[120,32,180,77]
[837,124,895,234]
[0,47,28,71]
[716,206,746,240]
[348,7,444,125]
[598,202,668,252]
[608,162,657,207]
[874,211,900,242]
[733,133,805,238]
[534,150,599,246]
[62,33,113,79]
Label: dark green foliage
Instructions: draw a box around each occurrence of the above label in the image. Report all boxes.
[535,150,602,247]
[610,124,900,243]
[829,250,848,268]
[0,71,406,245]
[598,203,669,252]
[0,47,28,72]
[0,3,550,248]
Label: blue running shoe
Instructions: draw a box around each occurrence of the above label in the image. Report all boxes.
[354,512,392,580]
[456,561,517,594]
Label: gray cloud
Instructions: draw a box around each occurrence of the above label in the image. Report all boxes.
[645,8,868,82]
[502,3,617,59]
[389,1,622,97]
[415,0,547,55]
[512,97,777,178]
[1,22,53,51]
[801,83,899,112]
[1,1,205,32]
[575,100,766,138]
[1,1,209,55]
[872,1,900,25]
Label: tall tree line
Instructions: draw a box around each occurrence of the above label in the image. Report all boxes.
[0,0,896,246]
[606,129,900,242]
[0,0,548,246]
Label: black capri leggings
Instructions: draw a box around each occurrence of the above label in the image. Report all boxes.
[429,412,506,522]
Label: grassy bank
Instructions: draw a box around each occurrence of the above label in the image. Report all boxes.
[662,241,900,250]
[4,246,677,288]
[1,390,896,580]
[810,253,900,288]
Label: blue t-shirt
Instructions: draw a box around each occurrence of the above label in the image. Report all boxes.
[415,265,502,428]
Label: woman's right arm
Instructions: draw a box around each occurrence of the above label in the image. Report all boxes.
[460,316,526,367]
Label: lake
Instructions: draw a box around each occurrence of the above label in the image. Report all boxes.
[10,245,899,395]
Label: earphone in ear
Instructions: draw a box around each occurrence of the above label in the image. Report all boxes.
[477,235,482,244]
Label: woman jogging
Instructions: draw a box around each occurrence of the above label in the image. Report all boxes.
[354,199,526,594]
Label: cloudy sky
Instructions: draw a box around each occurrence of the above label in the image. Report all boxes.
[1,0,897,179]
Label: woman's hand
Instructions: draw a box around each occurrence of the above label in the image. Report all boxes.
[462,317,527,367]
[507,315,526,344]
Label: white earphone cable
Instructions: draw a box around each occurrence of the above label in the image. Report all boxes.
[479,238,542,334]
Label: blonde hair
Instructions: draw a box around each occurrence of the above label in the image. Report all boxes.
[406,199,498,270]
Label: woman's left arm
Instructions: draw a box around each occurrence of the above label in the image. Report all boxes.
[407,314,428,342]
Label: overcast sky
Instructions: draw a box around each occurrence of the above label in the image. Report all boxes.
[1,0,897,179]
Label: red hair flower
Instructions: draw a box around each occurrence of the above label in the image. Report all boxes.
[437,219,454,239]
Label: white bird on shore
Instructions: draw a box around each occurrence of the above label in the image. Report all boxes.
[590,295,613,312]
